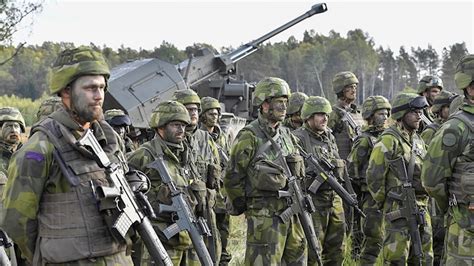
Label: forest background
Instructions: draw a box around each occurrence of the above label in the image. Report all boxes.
[0,31,470,126]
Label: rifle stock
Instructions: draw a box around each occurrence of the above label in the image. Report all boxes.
[77,129,172,266]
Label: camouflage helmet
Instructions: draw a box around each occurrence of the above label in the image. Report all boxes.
[301,96,332,121]
[172,89,201,111]
[332,71,359,94]
[50,46,110,95]
[36,96,62,120]
[431,90,457,113]
[361,96,391,120]
[391,92,429,120]
[0,107,26,132]
[104,109,131,126]
[454,54,474,90]
[417,75,443,94]
[201,96,221,114]
[252,77,291,106]
[287,92,309,115]
[149,101,190,128]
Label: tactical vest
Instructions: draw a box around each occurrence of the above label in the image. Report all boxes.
[243,120,303,212]
[447,110,474,209]
[293,127,345,191]
[332,105,363,160]
[31,118,127,264]
[382,127,426,197]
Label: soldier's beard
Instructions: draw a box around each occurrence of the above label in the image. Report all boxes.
[70,90,103,123]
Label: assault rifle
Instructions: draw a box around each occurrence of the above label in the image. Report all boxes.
[386,156,425,264]
[333,106,361,139]
[77,129,172,266]
[260,129,322,263]
[147,157,214,266]
[298,147,366,218]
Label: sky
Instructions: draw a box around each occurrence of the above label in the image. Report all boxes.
[12,0,474,56]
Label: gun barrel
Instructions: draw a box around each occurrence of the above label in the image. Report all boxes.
[137,218,173,266]
[228,3,327,62]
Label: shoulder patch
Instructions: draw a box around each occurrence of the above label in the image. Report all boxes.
[442,132,457,147]
[25,151,45,162]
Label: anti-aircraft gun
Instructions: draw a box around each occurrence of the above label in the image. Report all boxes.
[104,3,328,129]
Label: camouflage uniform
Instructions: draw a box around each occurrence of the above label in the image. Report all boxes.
[417,75,444,132]
[104,109,135,153]
[293,96,346,265]
[421,54,474,265]
[224,77,307,265]
[347,96,391,264]
[366,93,433,265]
[283,92,308,130]
[200,96,232,265]
[0,47,133,265]
[127,101,201,265]
[173,90,222,264]
[419,90,457,266]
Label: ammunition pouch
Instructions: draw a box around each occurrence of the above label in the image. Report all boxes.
[331,158,346,181]
[251,160,287,192]
[206,163,222,189]
[286,153,305,178]
[189,179,207,215]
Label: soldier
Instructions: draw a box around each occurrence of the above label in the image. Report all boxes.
[293,96,346,265]
[420,90,457,145]
[104,108,135,153]
[328,71,363,161]
[199,96,232,265]
[421,54,474,265]
[36,96,63,122]
[172,89,222,264]
[0,47,133,265]
[284,92,308,130]
[347,96,391,264]
[224,77,307,265]
[127,100,201,265]
[417,75,443,131]
[366,92,433,265]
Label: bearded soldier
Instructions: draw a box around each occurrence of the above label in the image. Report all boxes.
[366,92,433,265]
[172,89,222,264]
[421,54,474,265]
[293,96,346,265]
[224,77,307,265]
[199,96,232,265]
[420,90,457,145]
[347,96,391,264]
[127,100,201,265]
[0,47,133,264]
[284,92,308,130]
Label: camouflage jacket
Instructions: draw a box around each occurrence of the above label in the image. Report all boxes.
[0,109,129,262]
[420,118,443,146]
[366,124,427,210]
[421,103,474,222]
[224,114,302,215]
[127,135,198,250]
[0,141,15,201]
[328,102,364,160]
[347,125,384,190]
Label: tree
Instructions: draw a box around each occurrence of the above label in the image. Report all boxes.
[0,0,43,65]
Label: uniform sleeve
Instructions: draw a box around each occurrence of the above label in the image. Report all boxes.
[328,108,342,133]
[347,137,370,179]
[366,134,395,206]
[421,121,467,212]
[420,127,435,146]
[0,133,53,262]
[223,129,256,215]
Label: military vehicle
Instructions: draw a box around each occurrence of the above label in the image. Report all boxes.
[104,3,328,130]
